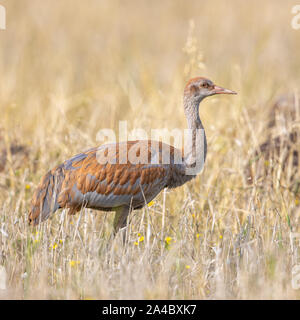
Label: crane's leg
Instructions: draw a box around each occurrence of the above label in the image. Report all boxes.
[113,205,131,242]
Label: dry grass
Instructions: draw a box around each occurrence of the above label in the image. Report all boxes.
[0,0,300,299]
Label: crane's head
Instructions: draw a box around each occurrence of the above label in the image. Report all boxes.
[184,77,237,104]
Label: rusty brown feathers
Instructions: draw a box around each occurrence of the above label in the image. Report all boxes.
[28,141,178,225]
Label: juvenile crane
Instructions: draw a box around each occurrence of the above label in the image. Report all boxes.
[28,77,236,236]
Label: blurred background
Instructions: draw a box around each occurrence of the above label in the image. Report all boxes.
[0,0,300,299]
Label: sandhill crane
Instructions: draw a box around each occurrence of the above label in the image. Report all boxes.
[0,133,29,173]
[244,94,299,190]
[28,77,236,236]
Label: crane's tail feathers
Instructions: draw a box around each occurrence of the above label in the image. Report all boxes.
[28,165,64,225]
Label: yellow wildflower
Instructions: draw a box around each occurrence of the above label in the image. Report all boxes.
[69,260,80,267]
[134,241,139,246]
[25,184,31,190]
[264,160,270,167]
[185,265,191,269]
[196,233,200,239]
[50,243,58,250]
[138,236,144,242]
[147,200,155,207]
[165,236,172,245]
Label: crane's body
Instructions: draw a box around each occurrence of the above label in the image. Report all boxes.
[28,77,236,235]
[29,140,194,224]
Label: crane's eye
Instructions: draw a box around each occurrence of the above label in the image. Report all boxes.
[201,82,209,88]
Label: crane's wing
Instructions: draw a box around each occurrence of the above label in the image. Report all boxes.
[57,140,182,211]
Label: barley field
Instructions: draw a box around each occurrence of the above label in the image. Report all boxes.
[0,0,300,299]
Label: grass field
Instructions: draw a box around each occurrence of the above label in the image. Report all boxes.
[0,0,300,299]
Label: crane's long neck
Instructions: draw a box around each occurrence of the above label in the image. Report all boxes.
[183,96,207,176]
[166,95,207,189]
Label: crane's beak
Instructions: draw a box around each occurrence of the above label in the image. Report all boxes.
[213,85,237,95]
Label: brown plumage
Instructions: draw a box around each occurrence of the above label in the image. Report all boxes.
[28,77,236,237]
[244,131,299,189]
[267,93,299,131]
[244,94,300,191]
[0,141,29,173]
